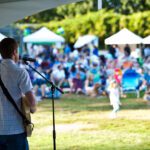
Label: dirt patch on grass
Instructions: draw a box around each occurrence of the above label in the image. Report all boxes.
[55,122,97,132]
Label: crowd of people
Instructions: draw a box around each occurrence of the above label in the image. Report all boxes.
[0,36,149,149]
[0,37,149,149]
[17,43,150,103]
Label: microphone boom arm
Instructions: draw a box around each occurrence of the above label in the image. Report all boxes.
[24,61,64,150]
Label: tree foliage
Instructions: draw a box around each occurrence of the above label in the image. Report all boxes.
[117,0,150,14]
[18,0,96,23]
[17,0,150,23]
[16,0,150,47]
[17,10,150,45]
[47,10,150,44]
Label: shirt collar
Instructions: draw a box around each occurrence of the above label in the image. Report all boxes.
[1,59,15,65]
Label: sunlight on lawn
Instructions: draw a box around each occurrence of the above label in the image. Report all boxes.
[28,94,150,150]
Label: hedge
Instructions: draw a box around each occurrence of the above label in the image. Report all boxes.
[17,9,150,46]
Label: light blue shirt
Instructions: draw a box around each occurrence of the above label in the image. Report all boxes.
[0,59,33,135]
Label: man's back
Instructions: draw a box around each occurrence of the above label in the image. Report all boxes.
[0,59,33,135]
[0,37,36,150]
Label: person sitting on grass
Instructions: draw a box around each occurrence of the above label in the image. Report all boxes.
[51,64,65,89]
[72,72,84,94]
[32,66,47,99]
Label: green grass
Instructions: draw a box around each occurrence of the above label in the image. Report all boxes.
[28,94,150,150]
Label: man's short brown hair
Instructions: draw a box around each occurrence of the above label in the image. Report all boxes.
[0,38,18,59]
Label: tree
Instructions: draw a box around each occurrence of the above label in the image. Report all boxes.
[56,0,95,19]
[17,0,97,23]
[17,0,150,23]
[102,0,150,14]
[118,0,150,14]
[102,0,121,10]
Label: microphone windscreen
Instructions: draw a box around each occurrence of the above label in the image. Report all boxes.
[22,57,36,62]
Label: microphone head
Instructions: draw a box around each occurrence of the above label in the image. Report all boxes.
[22,56,36,62]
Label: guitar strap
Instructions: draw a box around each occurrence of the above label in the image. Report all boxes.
[0,76,31,125]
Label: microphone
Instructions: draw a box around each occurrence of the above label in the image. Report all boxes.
[22,57,36,62]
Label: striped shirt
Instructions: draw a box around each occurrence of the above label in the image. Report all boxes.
[0,59,33,135]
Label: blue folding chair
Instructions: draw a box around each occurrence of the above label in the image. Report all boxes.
[121,69,142,98]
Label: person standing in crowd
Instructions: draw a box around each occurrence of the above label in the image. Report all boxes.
[92,44,99,57]
[143,45,150,59]
[114,45,118,58]
[131,44,141,60]
[124,44,131,57]
[0,38,37,150]
[109,45,116,59]
[108,79,121,119]
[64,43,71,55]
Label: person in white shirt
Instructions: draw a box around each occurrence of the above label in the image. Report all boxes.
[51,64,65,88]
[131,45,141,60]
[107,79,121,118]
[0,38,36,150]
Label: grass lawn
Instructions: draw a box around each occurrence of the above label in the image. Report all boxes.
[29,93,150,150]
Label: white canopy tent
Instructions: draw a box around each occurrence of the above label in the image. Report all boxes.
[142,35,150,44]
[0,33,6,41]
[23,27,65,43]
[0,0,84,27]
[74,35,98,48]
[105,28,142,45]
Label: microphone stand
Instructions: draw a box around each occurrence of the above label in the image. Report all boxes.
[24,61,64,150]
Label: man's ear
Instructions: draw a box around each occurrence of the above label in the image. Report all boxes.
[12,49,17,59]
[12,50,15,57]
[14,49,18,55]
